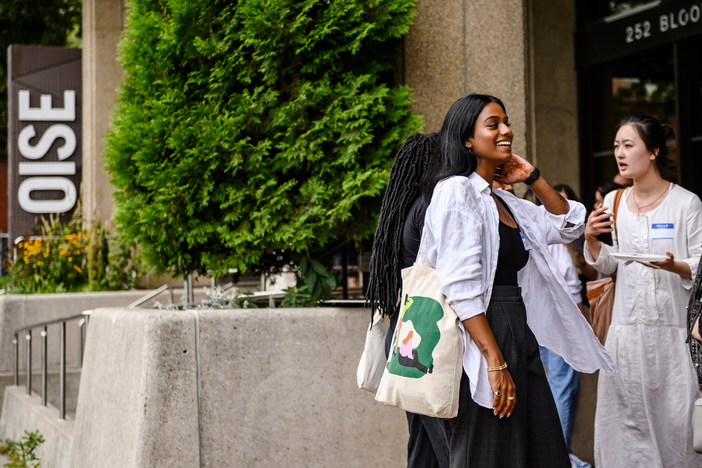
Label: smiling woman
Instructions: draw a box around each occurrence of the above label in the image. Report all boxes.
[419,93,615,468]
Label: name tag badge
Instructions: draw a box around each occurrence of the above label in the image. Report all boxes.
[651,223,674,240]
[519,232,532,251]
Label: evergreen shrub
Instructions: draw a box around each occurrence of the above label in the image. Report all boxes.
[106,0,421,279]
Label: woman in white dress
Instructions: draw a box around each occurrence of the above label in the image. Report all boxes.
[585,115,702,467]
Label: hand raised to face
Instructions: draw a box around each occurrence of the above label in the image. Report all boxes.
[494,154,535,185]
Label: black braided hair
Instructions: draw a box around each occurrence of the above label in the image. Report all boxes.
[365,132,439,320]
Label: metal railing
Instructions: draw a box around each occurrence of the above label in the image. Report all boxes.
[128,281,236,309]
[13,310,92,419]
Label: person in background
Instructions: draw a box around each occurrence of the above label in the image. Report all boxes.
[522,183,591,468]
[366,132,451,468]
[553,184,597,285]
[584,115,702,467]
[542,185,591,468]
[593,181,623,213]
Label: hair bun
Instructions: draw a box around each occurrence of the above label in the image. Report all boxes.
[661,123,675,140]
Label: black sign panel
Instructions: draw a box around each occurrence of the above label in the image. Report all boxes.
[576,0,702,69]
[8,45,81,242]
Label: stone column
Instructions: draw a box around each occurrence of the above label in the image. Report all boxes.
[404,0,531,159]
[529,0,581,195]
[81,0,125,226]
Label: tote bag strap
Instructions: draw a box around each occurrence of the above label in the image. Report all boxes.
[416,179,452,266]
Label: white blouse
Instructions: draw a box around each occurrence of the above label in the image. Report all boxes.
[420,173,616,408]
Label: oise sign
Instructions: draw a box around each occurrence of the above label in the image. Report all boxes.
[8,46,81,242]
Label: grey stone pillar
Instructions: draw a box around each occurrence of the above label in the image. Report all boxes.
[404,0,531,159]
[529,0,581,196]
[81,0,125,225]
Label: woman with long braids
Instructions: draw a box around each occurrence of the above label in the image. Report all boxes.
[418,93,615,467]
[584,115,702,467]
[366,132,452,468]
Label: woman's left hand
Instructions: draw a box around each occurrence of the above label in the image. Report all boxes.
[649,252,675,271]
[648,252,692,279]
[494,153,535,185]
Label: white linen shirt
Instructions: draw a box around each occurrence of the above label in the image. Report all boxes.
[420,173,616,409]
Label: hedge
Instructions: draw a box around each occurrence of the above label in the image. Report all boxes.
[106,0,421,278]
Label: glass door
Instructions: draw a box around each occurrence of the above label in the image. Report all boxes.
[675,34,702,194]
[578,44,677,206]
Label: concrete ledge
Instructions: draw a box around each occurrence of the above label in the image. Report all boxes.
[0,386,73,468]
[69,309,200,468]
[70,307,406,468]
[0,291,150,372]
[0,290,152,412]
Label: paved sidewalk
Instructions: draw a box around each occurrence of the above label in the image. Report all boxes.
[0,452,8,465]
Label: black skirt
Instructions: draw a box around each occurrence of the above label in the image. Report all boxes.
[449,285,570,468]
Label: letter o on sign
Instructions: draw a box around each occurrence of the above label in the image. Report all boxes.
[17,177,77,214]
[680,9,690,26]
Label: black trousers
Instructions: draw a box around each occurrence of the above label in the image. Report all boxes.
[449,285,570,468]
[386,317,452,468]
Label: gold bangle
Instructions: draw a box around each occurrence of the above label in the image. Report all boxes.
[487,362,508,372]
[585,231,599,244]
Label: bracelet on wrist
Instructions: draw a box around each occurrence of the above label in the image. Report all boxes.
[524,167,540,186]
[585,231,599,244]
[487,362,508,372]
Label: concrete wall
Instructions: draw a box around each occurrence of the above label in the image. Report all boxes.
[70,307,407,468]
[0,291,149,412]
[0,386,73,468]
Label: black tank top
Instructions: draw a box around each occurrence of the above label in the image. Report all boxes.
[493,198,529,286]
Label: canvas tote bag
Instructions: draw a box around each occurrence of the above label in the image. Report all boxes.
[374,231,464,418]
[585,188,624,346]
[357,311,390,394]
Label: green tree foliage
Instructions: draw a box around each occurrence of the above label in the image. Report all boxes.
[106,0,421,278]
[0,0,82,152]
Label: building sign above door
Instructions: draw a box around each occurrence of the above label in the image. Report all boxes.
[7,45,81,243]
[576,0,702,68]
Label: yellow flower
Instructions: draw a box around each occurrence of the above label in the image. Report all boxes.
[75,250,81,255]
[60,248,68,256]
[36,261,41,266]
[73,265,82,273]
[68,257,73,262]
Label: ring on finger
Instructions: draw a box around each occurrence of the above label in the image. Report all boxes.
[507,396,514,400]
[494,390,501,397]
